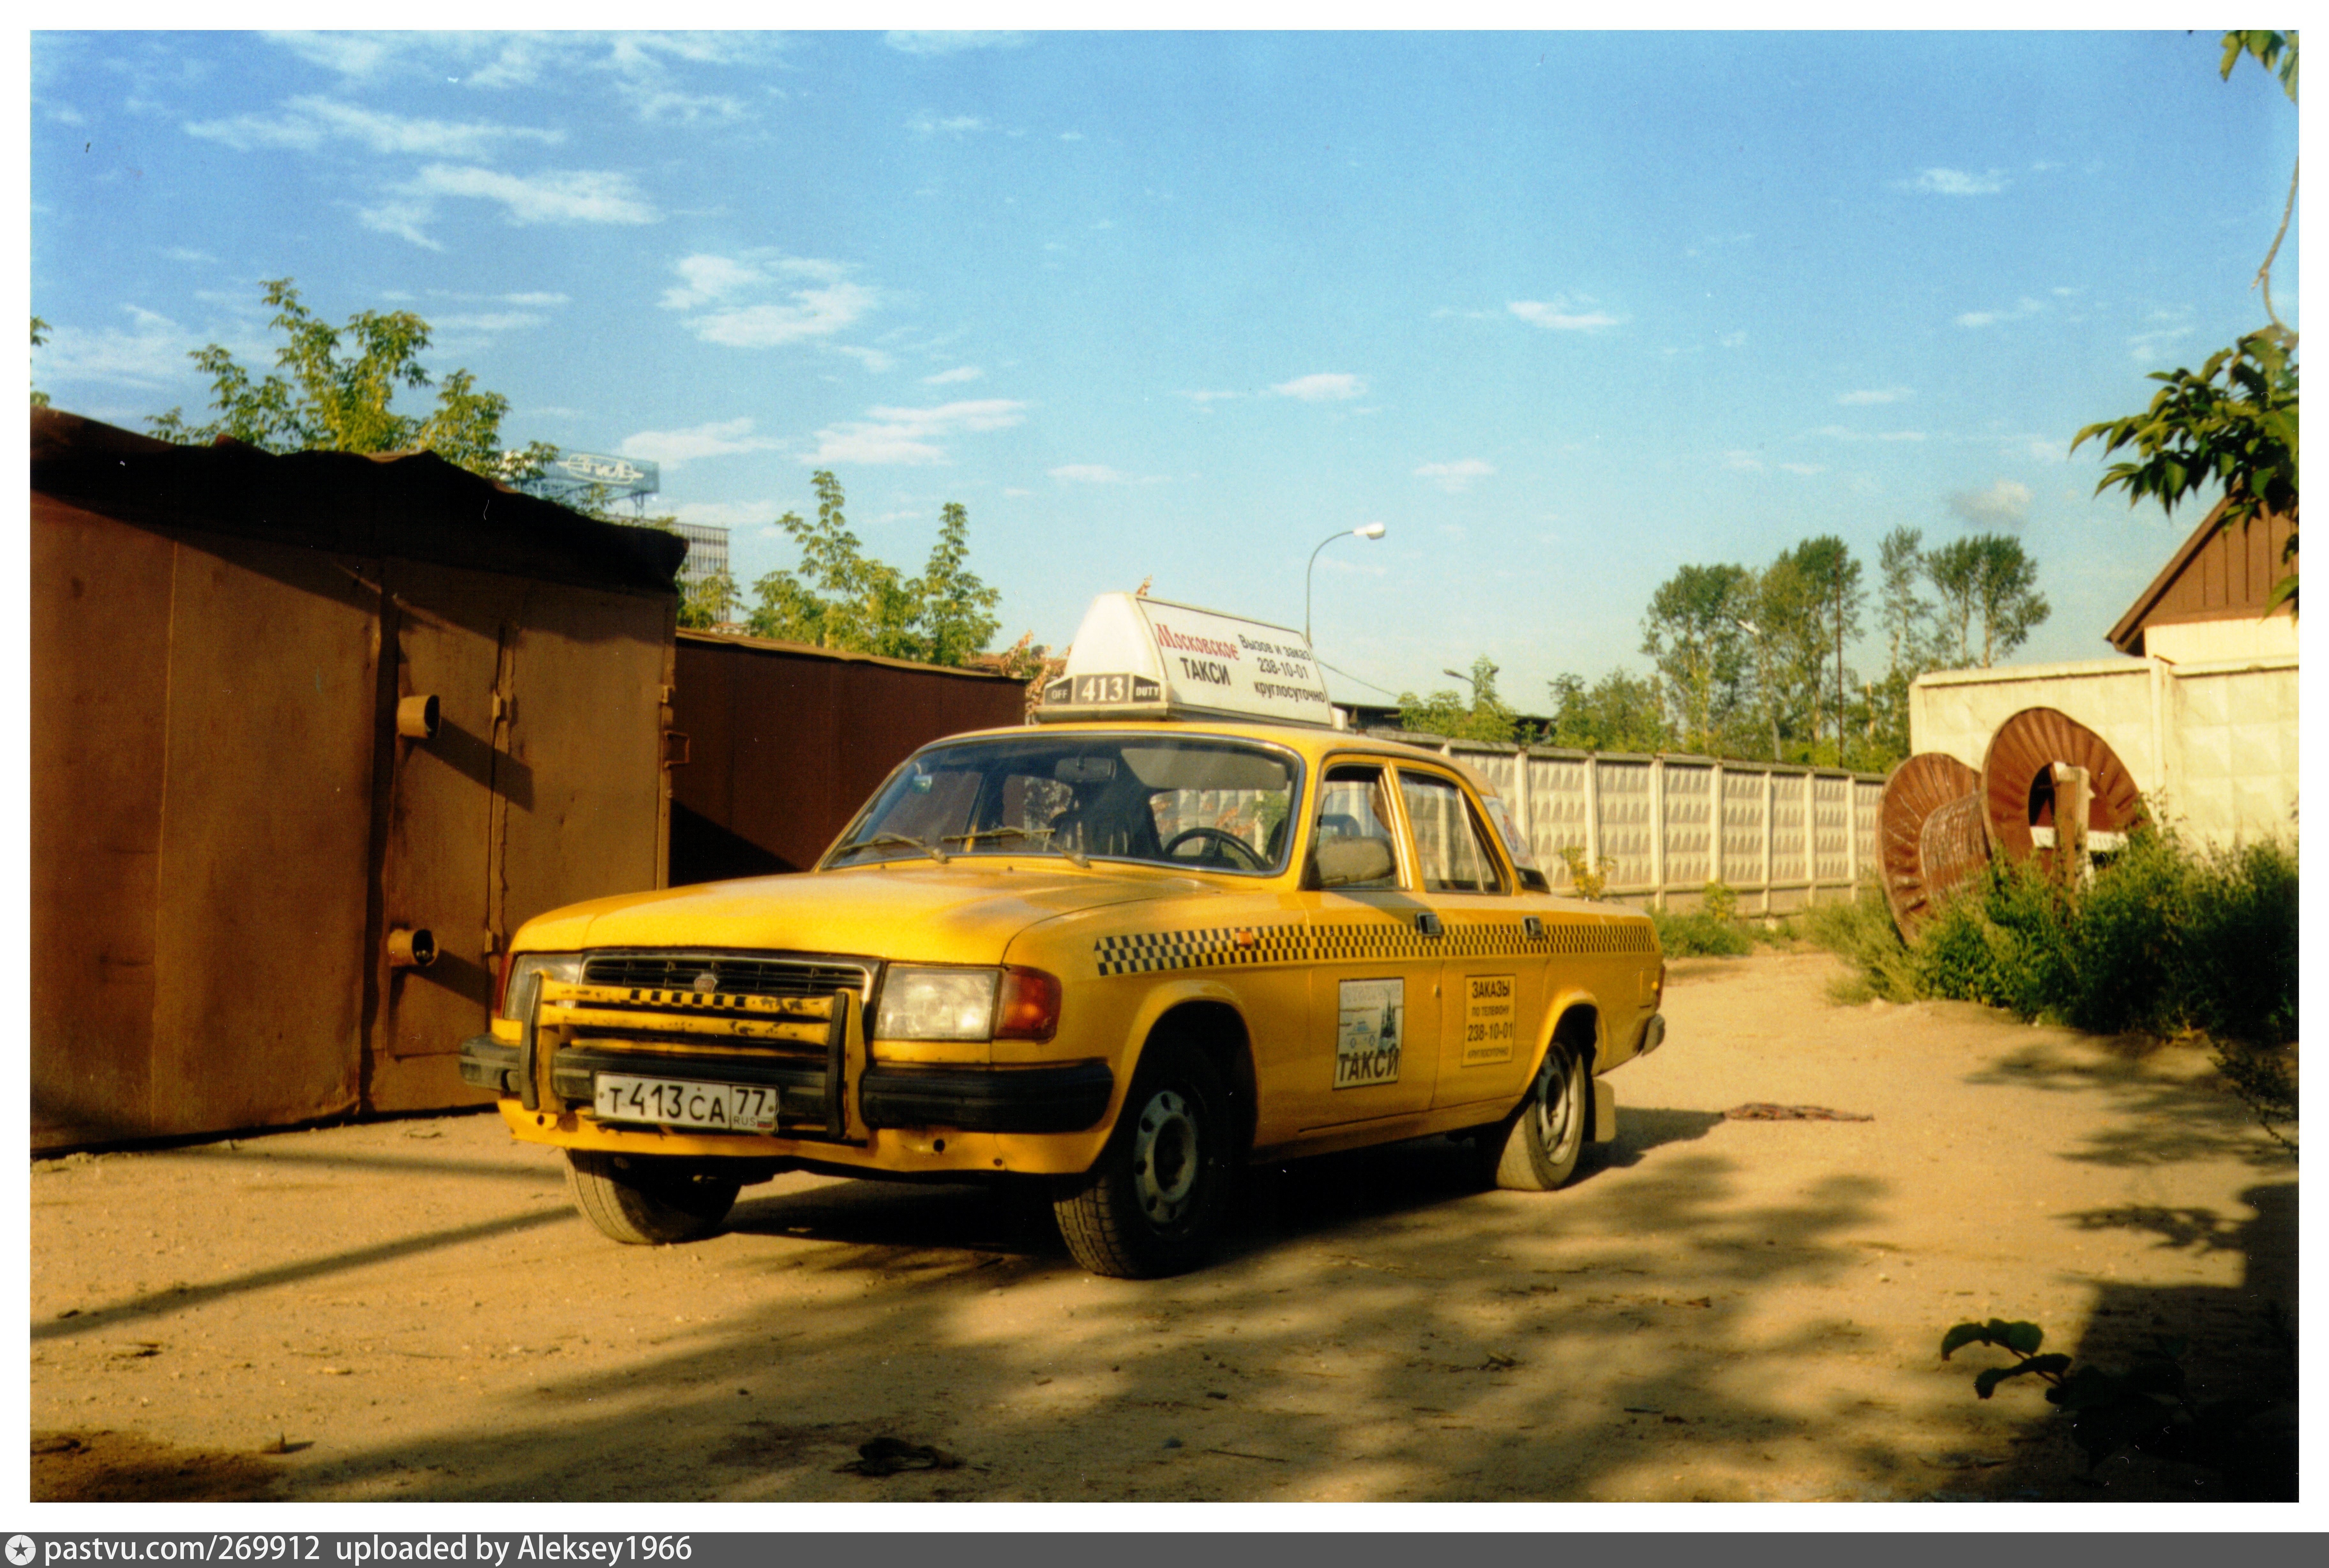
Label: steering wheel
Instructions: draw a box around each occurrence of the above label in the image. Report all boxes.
[1162,826,1266,870]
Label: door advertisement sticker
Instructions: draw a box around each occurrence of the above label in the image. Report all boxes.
[1462,973,1518,1066]
[1335,977,1403,1089]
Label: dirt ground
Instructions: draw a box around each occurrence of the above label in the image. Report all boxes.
[27,949,2297,1507]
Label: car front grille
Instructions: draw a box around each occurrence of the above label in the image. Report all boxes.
[581,951,873,1001]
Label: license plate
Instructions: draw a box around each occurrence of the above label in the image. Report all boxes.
[593,1074,781,1133]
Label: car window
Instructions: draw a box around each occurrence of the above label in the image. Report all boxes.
[1398,771,1508,894]
[828,734,1300,874]
[1312,764,1403,889]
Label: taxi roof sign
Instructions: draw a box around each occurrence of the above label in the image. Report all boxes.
[1036,593,1337,727]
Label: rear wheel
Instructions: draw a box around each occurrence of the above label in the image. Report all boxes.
[1053,1041,1232,1278]
[1490,1038,1589,1191]
[566,1150,740,1245]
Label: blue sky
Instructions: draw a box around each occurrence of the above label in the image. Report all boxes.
[29,28,2300,710]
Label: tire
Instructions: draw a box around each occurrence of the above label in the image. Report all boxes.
[1490,1038,1589,1192]
[1052,1040,1233,1278]
[565,1150,740,1245]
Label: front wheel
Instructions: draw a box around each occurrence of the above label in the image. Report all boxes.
[1490,1039,1589,1191]
[566,1150,740,1245]
[1053,1041,1233,1278]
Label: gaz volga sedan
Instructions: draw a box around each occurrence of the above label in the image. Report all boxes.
[463,718,1666,1278]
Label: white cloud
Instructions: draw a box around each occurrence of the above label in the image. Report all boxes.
[923,366,984,385]
[1724,451,1765,472]
[1777,463,1828,477]
[1956,298,2045,329]
[686,283,878,349]
[1059,130,1085,142]
[1719,330,1748,349]
[670,498,779,531]
[262,33,785,124]
[833,345,896,373]
[162,246,213,264]
[806,399,1027,466]
[33,304,192,388]
[1178,390,1240,411]
[432,311,547,333]
[660,253,877,352]
[1905,167,2009,196]
[1839,387,1914,405]
[1948,479,2034,527]
[186,95,564,159]
[1414,458,1495,493]
[886,32,1028,55]
[908,113,989,137]
[406,164,657,225]
[619,418,784,468]
[364,165,655,244]
[1509,298,1624,331]
[1813,426,1928,443]
[1270,373,1366,401]
[1050,464,1125,483]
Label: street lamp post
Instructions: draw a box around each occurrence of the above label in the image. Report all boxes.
[1305,522,1387,648]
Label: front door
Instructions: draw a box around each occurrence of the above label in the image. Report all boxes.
[1292,762,1441,1132]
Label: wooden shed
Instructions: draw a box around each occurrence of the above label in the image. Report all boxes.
[2106,501,2297,661]
[31,408,686,1150]
[667,629,1029,885]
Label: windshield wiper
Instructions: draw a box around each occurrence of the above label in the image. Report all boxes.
[942,824,1090,868]
[836,832,950,864]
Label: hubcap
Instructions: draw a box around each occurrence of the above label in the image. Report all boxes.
[1538,1052,1579,1158]
[1131,1087,1200,1224]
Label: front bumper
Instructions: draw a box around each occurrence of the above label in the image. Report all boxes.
[459,1034,1113,1136]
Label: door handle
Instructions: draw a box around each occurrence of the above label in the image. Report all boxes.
[1416,911,1443,939]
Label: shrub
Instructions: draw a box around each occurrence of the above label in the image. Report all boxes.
[1652,906,1753,957]
[1801,884,1920,1002]
[1809,829,2299,1148]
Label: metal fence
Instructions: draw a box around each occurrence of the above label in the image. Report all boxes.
[1370,731,1886,914]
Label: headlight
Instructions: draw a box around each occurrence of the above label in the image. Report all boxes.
[874,966,1062,1042]
[498,953,583,1020]
[876,967,999,1040]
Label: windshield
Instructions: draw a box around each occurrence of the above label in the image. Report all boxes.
[827,734,1302,876]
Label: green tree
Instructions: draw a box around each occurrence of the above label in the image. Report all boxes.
[1640,562,1752,755]
[1785,535,1864,764]
[677,567,739,630]
[145,278,552,481]
[746,471,1000,667]
[1397,654,1519,744]
[2072,32,2299,613]
[1740,551,1825,763]
[1926,534,2047,668]
[1546,669,1669,753]
[1868,526,1950,761]
[31,316,50,407]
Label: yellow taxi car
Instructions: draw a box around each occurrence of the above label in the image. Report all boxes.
[462,594,1666,1277]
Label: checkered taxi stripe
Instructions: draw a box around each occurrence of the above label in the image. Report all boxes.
[1093,916,1653,976]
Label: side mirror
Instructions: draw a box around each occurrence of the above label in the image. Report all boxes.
[1312,835,1395,889]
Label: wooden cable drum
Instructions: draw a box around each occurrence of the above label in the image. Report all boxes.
[1979,706,2146,869]
[1877,752,1981,936]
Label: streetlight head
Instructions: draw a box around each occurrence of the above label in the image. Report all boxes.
[1355,522,1386,539]
[1443,668,1466,681]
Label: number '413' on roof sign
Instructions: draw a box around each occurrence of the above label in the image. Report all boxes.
[1037,593,1337,727]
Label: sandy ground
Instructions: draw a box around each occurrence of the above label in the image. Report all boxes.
[28,949,2297,1507]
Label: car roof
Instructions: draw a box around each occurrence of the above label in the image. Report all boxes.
[920,719,1488,777]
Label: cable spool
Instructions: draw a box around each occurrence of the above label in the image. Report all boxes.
[1877,753,1981,937]
[1979,707,2146,872]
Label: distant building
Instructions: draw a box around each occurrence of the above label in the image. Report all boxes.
[675,522,732,587]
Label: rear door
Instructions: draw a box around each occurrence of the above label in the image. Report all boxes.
[1394,766,1543,1119]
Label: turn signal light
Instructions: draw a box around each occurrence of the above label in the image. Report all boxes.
[994,966,1062,1042]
